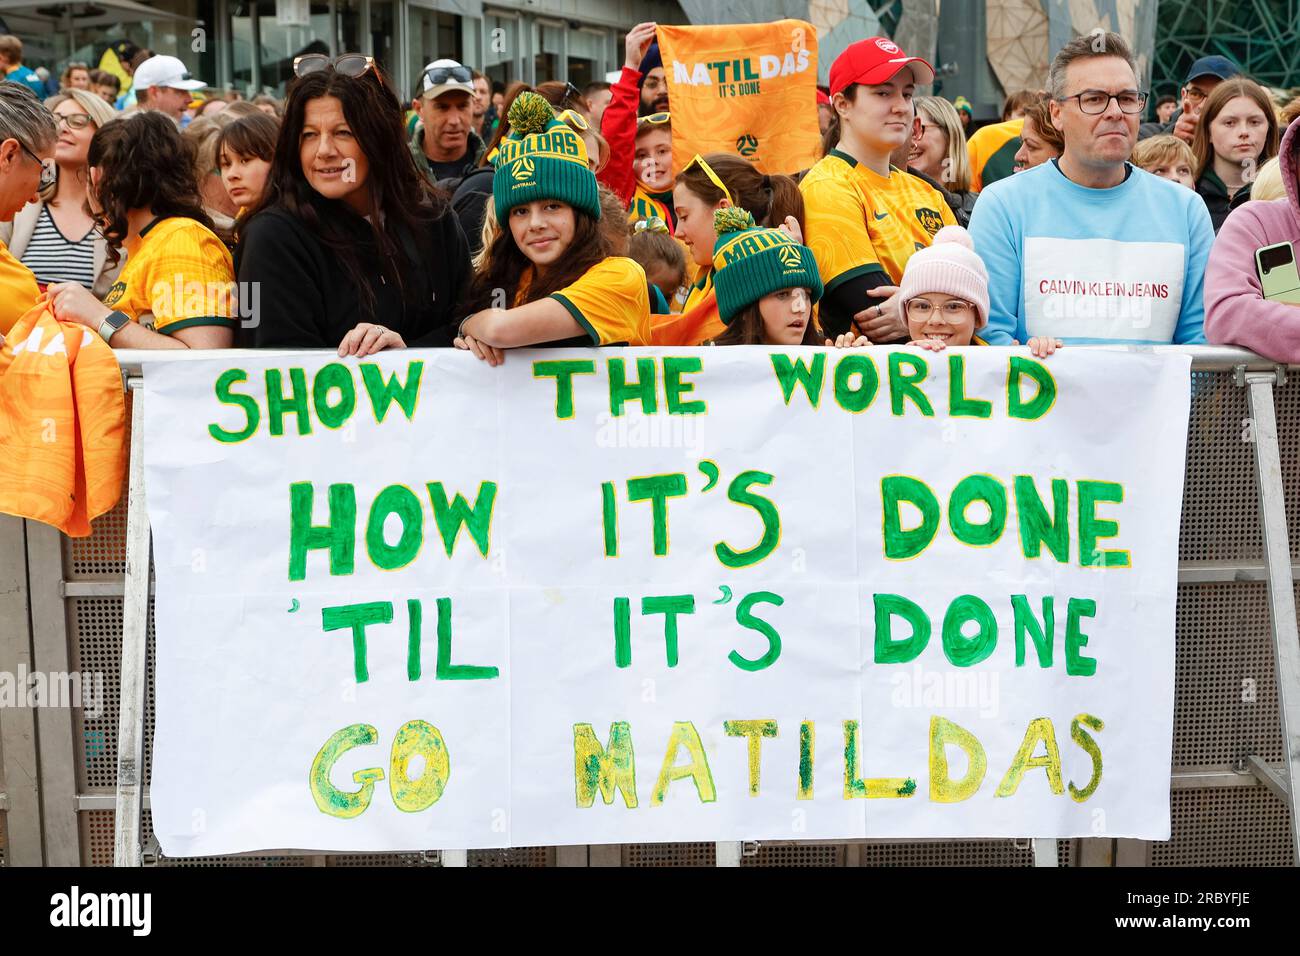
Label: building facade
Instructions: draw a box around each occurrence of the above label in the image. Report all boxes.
[1,0,683,101]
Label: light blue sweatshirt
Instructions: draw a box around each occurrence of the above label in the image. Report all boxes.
[968,159,1212,345]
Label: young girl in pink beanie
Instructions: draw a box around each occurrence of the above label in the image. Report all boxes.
[899,225,1062,357]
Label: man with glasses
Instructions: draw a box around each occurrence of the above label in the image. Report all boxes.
[969,31,1212,346]
[0,84,56,335]
[409,59,485,192]
[1139,55,1239,143]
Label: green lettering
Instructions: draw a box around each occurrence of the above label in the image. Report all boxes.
[663,356,706,414]
[770,352,825,407]
[1065,597,1098,676]
[948,354,992,418]
[948,474,1006,547]
[312,363,357,430]
[533,359,596,419]
[715,471,780,568]
[833,353,880,412]
[360,361,423,423]
[266,367,311,436]
[208,368,259,442]
[426,481,496,557]
[289,482,356,580]
[365,485,423,571]
[1011,594,1055,667]
[641,594,695,667]
[881,476,940,560]
[941,594,998,667]
[873,593,930,664]
[1014,476,1070,562]
[321,601,393,683]
[729,591,783,671]
[608,356,658,416]
[1007,356,1056,420]
[435,596,498,680]
[1078,481,1130,567]
[888,352,934,416]
[627,473,687,556]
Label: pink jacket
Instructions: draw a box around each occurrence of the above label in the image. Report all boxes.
[1205,118,1300,360]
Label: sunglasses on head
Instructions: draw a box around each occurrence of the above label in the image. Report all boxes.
[683,153,733,204]
[557,108,589,131]
[423,64,473,87]
[293,53,376,79]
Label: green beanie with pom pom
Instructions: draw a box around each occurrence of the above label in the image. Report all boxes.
[711,207,824,323]
[492,91,600,221]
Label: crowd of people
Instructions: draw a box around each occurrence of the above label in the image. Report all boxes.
[3,25,1300,365]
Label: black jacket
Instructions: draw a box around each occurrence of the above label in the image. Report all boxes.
[235,200,471,349]
[907,167,979,227]
[451,165,495,259]
[1196,169,1251,233]
[409,128,486,192]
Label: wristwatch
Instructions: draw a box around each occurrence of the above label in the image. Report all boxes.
[97,310,130,344]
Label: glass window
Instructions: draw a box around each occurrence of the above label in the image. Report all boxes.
[408,9,462,99]
[483,13,517,87]
[256,2,331,96]
[336,0,361,57]
[370,0,396,78]
[534,21,562,83]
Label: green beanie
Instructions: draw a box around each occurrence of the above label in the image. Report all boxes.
[711,208,824,323]
[492,91,600,221]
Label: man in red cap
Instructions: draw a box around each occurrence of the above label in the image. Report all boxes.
[800,37,956,341]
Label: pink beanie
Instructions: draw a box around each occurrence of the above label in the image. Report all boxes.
[898,225,990,329]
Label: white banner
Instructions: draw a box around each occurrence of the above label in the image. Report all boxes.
[142,347,1190,855]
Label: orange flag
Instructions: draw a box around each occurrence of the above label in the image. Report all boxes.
[658,19,821,176]
[0,304,126,537]
[651,284,724,346]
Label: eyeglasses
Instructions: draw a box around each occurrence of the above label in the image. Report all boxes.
[56,112,93,130]
[421,63,472,87]
[637,111,670,127]
[14,138,56,191]
[293,53,376,79]
[905,298,974,319]
[1182,85,1209,103]
[1057,89,1148,115]
[683,153,733,204]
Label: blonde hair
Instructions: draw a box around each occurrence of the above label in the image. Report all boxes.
[1131,134,1196,174]
[914,96,972,192]
[472,197,499,273]
[1250,155,1286,201]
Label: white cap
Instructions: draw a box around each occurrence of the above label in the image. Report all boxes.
[133,55,205,92]
[418,58,474,101]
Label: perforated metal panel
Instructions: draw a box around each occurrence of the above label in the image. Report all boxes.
[740,843,844,866]
[861,840,1037,866]
[1179,371,1300,561]
[83,809,310,867]
[67,396,130,580]
[1172,583,1283,766]
[1151,788,1294,867]
[70,598,156,791]
[625,842,716,866]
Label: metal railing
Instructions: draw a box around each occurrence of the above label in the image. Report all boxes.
[1,345,1296,867]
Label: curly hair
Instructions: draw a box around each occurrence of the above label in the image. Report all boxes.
[87,111,214,265]
[464,205,610,314]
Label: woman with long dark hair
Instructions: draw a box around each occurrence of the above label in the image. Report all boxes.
[45,110,236,349]
[455,92,650,365]
[236,54,470,353]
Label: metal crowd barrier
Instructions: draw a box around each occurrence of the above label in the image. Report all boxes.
[0,345,1297,868]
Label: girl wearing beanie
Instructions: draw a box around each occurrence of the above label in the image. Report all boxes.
[708,208,865,347]
[457,92,651,364]
[900,225,1061,357]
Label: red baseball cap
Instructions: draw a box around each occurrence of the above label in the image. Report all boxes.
[829,36,935,96]
[816,88,831,106]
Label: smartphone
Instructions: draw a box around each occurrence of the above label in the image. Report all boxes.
[1254,242,1300,304]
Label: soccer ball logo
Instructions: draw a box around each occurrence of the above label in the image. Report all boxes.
[512,157,535,181]
[779,246,803,268]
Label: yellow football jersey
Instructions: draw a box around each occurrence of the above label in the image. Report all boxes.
[550,256,651,346]
[799,150,956,294]
[102,217,236,334]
